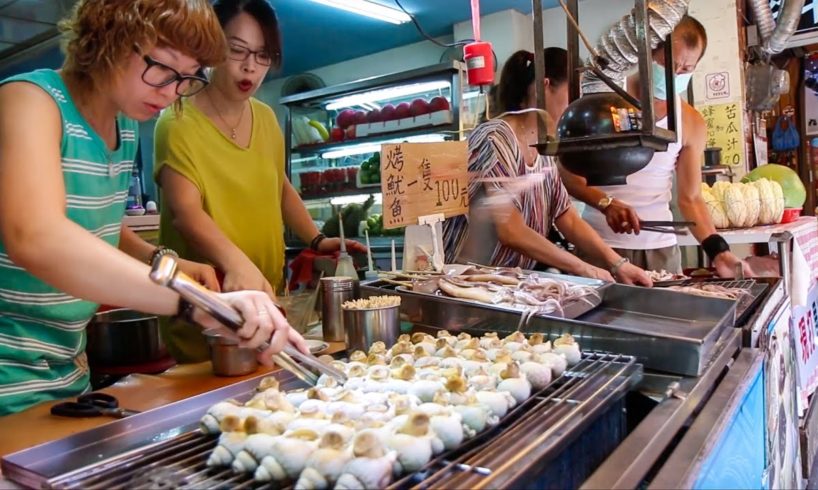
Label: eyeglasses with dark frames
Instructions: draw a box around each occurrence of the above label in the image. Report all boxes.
[141,55,209,97]
[228,44,274,67]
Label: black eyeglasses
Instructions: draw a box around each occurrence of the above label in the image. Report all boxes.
[141,55,209,97]
[228,44,274,67]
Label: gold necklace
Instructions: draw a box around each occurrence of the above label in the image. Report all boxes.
[206,88,247,140]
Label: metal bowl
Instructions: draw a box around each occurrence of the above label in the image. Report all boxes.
[203,329,259,377]
[86,309,167,366]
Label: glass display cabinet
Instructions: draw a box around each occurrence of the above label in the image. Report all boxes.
[279,61,475,265]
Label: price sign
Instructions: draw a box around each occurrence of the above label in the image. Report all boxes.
[380,141,469,229]
[697,102,744,167]
[792,281,818,401]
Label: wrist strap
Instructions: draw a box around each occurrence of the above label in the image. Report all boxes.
[610,257,629,277]
[310,233,327,251]
[701,234,730,261]
[149,246,178,266]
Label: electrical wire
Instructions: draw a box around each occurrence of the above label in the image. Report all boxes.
[393,0,474,47]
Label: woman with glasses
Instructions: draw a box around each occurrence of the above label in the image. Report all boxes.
[0,0,308,416]
[154,0,364,362]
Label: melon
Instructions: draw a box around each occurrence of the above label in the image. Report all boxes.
[741,164,806,209]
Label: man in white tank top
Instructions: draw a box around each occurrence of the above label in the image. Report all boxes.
[561,15,751,278]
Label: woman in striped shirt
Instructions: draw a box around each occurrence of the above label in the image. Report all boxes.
[443,49,651,286]
[0,0,308,416]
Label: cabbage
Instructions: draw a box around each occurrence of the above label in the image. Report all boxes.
[723,183,748,228]
[770,180,785,223]
[701,185,730,229]
[752,178,776,224]
[741,183,760,227]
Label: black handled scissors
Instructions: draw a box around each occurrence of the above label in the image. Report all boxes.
[50,392,140,419]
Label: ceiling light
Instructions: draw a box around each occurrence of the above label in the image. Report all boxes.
[325,81,451,111]
[321,133,447,159]
[309,0,411,25]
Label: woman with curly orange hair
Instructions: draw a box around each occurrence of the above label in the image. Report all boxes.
[0,0,308,416]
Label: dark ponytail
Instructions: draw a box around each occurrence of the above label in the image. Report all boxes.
[496,47,569,113]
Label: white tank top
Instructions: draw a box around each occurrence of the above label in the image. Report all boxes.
[583,105,683,250]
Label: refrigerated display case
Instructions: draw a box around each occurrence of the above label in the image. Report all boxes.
[279,61,474,265]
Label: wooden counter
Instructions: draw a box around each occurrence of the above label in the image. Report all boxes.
[0,342,345,461]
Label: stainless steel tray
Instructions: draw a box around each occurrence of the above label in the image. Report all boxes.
[362,281,736,376]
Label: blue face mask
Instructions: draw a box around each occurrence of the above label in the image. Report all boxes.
[651,62,692,100]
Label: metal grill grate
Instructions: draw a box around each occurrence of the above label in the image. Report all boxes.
[706,279,756,290]
[43,353,638,490]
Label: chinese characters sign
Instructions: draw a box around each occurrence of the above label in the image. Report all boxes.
[698,102,744,167]
[380,141,468,229]
[792,282,818,402]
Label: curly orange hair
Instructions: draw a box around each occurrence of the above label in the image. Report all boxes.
[59,0,227,97]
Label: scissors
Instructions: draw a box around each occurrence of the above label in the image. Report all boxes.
[50,392,140,419]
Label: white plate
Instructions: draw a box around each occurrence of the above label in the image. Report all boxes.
[305,339,329,354]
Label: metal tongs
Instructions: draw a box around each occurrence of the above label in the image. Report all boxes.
[150,255,347,386]
[639,220,695,236]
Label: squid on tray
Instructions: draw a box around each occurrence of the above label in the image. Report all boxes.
[201,329,584,487]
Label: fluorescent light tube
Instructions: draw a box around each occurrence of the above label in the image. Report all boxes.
[310,0,411,25]
[325,81,450,111]
[321,133,447,159]
[331,194,384,206]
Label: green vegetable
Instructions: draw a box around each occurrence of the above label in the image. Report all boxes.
[321,194,375,238]
[742,164,806,209]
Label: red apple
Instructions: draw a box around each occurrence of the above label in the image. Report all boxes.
[353,110,368,125]
[410,98,431,116]
[366,108,382,123]
[429,96,450,112]
[330,126,344,141]
[345,126,356,139]
[336,109,356,129]
[395,102,411,119]
[380,104,397,121]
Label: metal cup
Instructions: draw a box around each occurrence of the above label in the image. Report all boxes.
[342,304,400,353]
[321,277,358,342]
[203,329,258,377]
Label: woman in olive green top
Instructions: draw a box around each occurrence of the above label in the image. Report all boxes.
[0,0,307,416]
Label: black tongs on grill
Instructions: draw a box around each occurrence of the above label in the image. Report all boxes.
[639,220,695,236]
[150,255,347,387]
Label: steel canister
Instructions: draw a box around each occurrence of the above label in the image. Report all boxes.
[320,277,358,342]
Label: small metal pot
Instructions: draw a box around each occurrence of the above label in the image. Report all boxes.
[343,304,400,353]
[203,329,259,377]
[86,309,167,366]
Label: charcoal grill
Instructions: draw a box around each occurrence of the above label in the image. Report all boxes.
[3,353,640,490]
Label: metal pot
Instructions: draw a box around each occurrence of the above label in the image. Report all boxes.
[203,329,259,377]
[86,309,168,366]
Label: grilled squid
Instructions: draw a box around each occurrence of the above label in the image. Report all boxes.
[536,352,568,377]
[386,412,442,473]
[430,411,466,450]
[408,379,445,403]
[497,362,532,404]
[207,415,248,466]
[200,401,267,434]
[520,361,552,390]
[335,431,397,490]
[553,334,581,365]
[475,390,516,418]
[294,431,352,490]
[254,428,321,482]
[232,433,278,474]
[452,395,497,433]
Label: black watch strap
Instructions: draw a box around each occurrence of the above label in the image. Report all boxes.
[702,234,730,261]
[172,296,196,324]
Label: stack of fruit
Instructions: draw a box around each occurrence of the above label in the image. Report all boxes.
[330,96,451,141]
[359,152,381,186]
[365,213,404,236]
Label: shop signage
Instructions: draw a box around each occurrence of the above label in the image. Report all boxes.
[705,72,730,100]
[380,141,469,229]
[792,281,818,402]
[697,102,744,166]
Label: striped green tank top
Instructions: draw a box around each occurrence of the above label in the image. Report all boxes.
[0,70,138,416]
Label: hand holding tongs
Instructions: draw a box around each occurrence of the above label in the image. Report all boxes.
[639,220,695,236]
[149,255,346,386]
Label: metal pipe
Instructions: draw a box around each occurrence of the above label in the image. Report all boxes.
[566,0,581,102]
[635,0,656,134]
[580,0,690,95]
[748,0,776,41]
[764,0,806,55]
[532,0,547,143]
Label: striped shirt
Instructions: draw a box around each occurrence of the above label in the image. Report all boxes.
[442,119,572,270]
[0,70,138,416]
